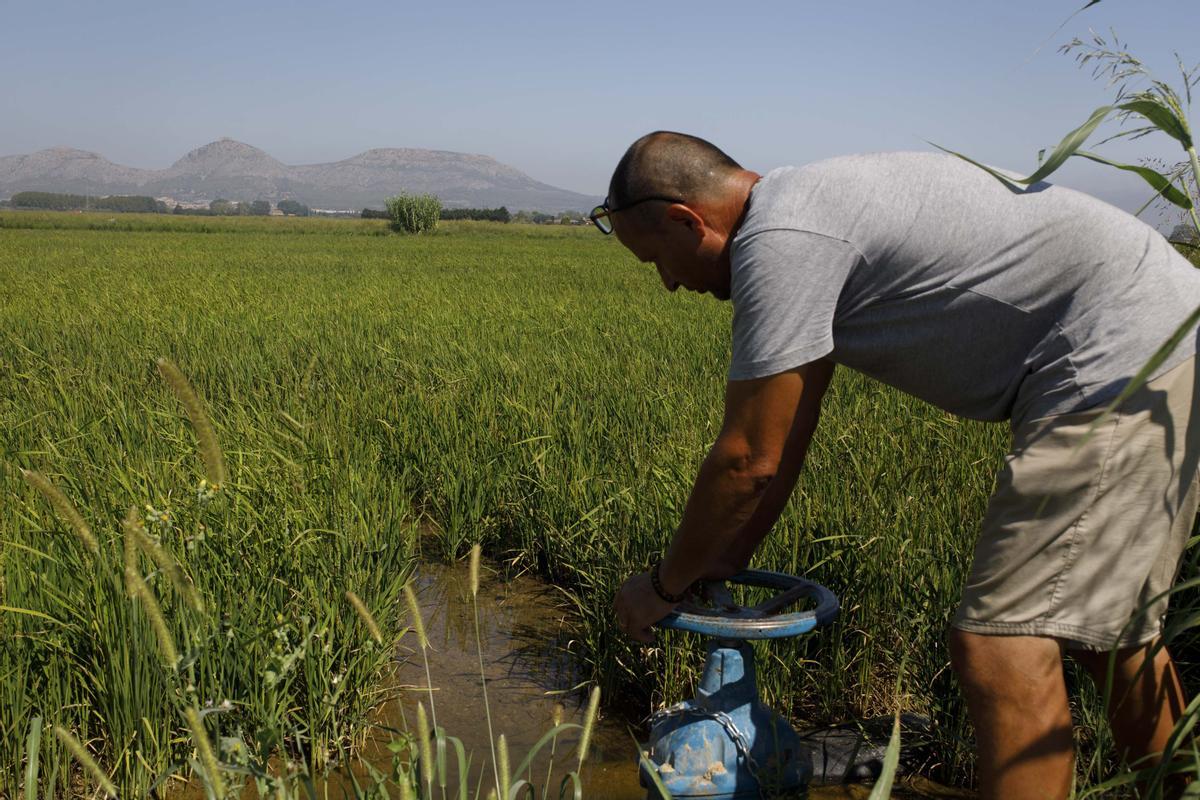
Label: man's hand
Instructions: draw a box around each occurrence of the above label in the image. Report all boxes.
[614,571,678,643]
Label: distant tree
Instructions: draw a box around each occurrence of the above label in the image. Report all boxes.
[11,191,161,213]
[277,199,310,217]
[385,193,440,234]
[438,206,511,222]
[361,208,390,219]
[209,198,236,215]
[1169,223,1199,244]
[247,199,271,216]
[12,191,89,210]
[95,195,158,213]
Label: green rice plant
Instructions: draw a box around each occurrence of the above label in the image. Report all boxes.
[0,214,1010,789]
[386,194,441,234]
[2,349,415,794]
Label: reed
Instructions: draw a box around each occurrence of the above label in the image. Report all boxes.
[469,543,501,796]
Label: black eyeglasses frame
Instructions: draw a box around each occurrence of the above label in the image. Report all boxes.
[588,194,686,234]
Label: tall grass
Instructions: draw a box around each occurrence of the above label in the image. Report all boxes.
[386,194,441,235]
[1,286,414,794]
[0,212,1026,789]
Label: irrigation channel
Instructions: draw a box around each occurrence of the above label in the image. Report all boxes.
[371,560,968,799]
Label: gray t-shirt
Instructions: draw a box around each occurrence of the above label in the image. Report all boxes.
[728,152,1200,424]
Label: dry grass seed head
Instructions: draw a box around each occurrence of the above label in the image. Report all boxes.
[403,583,428,649]
[21,469,99,555]
[122,507,180,667]
[346,590,383,643]
[185,706,227,796]
[156,357,228,488]
[53,725,118,797]
[131,520,204,612]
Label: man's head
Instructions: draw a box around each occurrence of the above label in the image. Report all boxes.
[592,131,759,300]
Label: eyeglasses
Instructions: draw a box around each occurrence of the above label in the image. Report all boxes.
[588,195,685,234]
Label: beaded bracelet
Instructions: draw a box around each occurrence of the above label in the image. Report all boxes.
[650,558,689,604]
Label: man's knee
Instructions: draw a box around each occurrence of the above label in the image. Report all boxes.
[948,628,1065,701]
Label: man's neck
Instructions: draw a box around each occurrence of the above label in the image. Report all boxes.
[722,169,762,238]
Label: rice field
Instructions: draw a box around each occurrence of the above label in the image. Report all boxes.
[2,210,1195,795]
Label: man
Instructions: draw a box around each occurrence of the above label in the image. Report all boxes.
[601,131,1200,799]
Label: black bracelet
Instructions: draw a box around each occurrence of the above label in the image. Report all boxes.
[650,559,689,604]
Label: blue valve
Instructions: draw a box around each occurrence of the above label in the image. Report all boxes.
[641,570,839,799]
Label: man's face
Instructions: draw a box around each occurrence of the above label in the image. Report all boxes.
[612,207,732,301]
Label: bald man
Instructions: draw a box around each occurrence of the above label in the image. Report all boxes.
[599,131,1200,798]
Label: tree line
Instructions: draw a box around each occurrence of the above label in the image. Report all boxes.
[7,191,312,217]
[361,205,587,225]
[10,192,165,213]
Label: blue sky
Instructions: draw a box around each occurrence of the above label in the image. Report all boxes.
[2,1,1198,222]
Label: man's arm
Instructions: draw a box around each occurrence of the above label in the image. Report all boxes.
[614,358,834,642]
[701,358,835,579]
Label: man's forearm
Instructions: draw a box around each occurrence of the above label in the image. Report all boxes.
[657,442,774,595]
[658,361,833,591]
[714,378,826,571]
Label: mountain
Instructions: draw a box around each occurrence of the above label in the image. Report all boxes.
[0,138,599,212]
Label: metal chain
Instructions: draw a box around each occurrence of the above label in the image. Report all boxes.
[646,702,769,793]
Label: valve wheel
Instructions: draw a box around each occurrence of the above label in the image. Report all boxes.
[656,569,839,639]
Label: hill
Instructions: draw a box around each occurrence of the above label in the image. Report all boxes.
[0,138,598,212]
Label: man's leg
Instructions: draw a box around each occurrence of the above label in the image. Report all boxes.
[1071,640,1187,767]
[949,630,1075,800]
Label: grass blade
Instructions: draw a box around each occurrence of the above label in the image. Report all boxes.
[1118,98,1192,148]
[24,716,42,800]
[1074,151,1193,209]
[931,104,1115,189]
[866,713,902,799]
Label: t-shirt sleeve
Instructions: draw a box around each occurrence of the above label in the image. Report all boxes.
[728,229,861,381]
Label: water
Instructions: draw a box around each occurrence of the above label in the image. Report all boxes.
[385,559,644,797]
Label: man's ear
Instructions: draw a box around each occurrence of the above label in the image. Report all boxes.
[664,203,706,237]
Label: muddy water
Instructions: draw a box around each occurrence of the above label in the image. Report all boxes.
[372,561,968,799]
[383,560,644,798]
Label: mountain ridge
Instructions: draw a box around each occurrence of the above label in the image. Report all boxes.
[0,138,598,212]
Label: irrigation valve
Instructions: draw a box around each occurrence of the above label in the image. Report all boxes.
[640,570,839,799]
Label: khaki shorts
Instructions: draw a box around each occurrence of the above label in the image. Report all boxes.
[953,356,1200,651]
